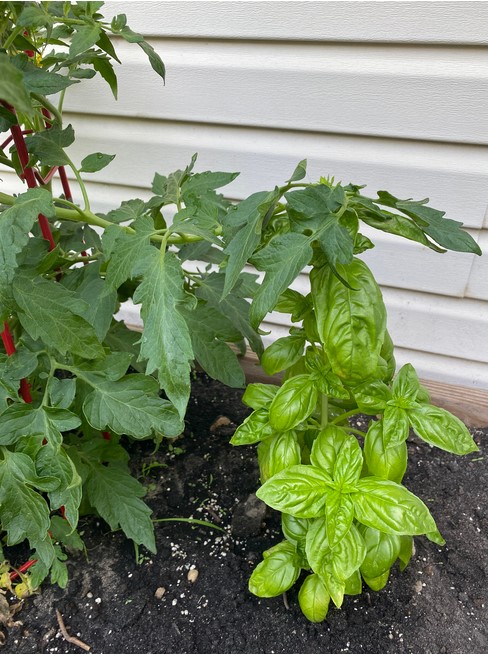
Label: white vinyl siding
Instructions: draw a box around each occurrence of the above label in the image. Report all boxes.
[3,1,488,389]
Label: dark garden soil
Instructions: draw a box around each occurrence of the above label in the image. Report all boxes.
[3,374,488,654]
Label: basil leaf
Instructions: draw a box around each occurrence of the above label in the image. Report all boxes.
[261,331,306,376]
[362,569,390,592]
[256,465,330,518]
[325,489,355,547]
[391,363,420,402]
[353,379,391,414]
[298,574,330,623]
[408,405,478,455]
[257,431,301,482]
[249,541,301,597]
[344,569,363,595]
[230,408,274,446]
[241,383,278,411]
[359,526,401,579]
[364,420,407,483]
[312,258,387,384]
[310,425,361,482]
[383,405,410,447]
[269,374,318,432]
[352,478,438,535]
[282,514,310,550]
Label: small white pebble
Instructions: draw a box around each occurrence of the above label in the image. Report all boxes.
[86,592,93,599]
[95,597,101,604]
[172,598,178,606]
[154,587,166,599]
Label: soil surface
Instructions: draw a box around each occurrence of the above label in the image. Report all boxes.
[3,375,488,654]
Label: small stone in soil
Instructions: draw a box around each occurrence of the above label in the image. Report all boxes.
[231,493,267,537]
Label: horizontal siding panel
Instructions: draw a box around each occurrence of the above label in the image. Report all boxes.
[14,115,487,230]
[63,40,488,143]
[466,230,488,300]
[107,1,488,45]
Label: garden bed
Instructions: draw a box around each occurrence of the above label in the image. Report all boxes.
[5,374,488,654]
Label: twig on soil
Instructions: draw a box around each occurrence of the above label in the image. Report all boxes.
[201,505,222,523]
[282,592,290,610]
[55,609,91,652]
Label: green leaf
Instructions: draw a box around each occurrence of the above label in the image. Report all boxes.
[364,420,407,483]
[24,124,75,166]
[256,464,330,518]
[261,331,306,376]
[35,445,82,529]
[269,374,318,432]
[13,273,105,360]
[304,348,349,399]
[285,185,354,271]
[181,171,238,197]
[281,514,310,549]
[250,233,313,327]
[81,374,183,439]
[18,5,54,28]
[230,408,274,445]
[298,574,330,623]
[310,425,359,481]
[382,405,409,448]
[362,569,390,592]
[22,66,79,95]
[0,188,54,319]
[181,304,245,388]
[93,56,118,98]
[196,273,263,356]
[311,258,387,384]
[287,159,307,183]
[133,250,194,418]
[69,24,101,57]
[352,478,438,535]
[359,525,401,579]
[408,404,478,455]
[241,383,278,411]
[344,569,363,595]
[353,379,391,414]
[329,524,366,582]
[138,40,166,81]
[0,403,81,449]
[84,463,155,552]
[222,190,279,298]
[80,152,115,173]
[325,490,355,547]
[103,215,155,290]
[274,289,311,322]
[0,54,33,116]
[257,431,301,482]
[249,541,301,597]
[391,363,420,402]
[0,450,55,565]
[377,191,481,255]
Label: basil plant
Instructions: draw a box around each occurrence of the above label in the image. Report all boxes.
[229,170,481,622]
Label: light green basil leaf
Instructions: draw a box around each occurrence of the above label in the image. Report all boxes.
[310,425,360,482]
[269,374,318,432]
[398,535,414,571]
[353,379,391,414]
[257,431,301,482]
[248,541,301,597]
[298,574,330,623]
[241,383,279,411]
[391,363,420,402]
[261,331,306,376]
[364,420,407,483]
[408,404,478,455]
[383,405,410,448]
[352,478,438,535]
[344,569,362,595]
[362,569,390,592]
[282,514,310,550]
[325,490,355,547]
[359,525,401,579]
[256,465,330,518]
[330,524,366,582]
[230,408,274,445]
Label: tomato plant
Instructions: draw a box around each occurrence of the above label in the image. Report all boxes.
[0,1,261,593]
[229,174,481,620]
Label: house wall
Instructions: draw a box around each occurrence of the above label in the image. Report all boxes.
[3,1,488,388]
